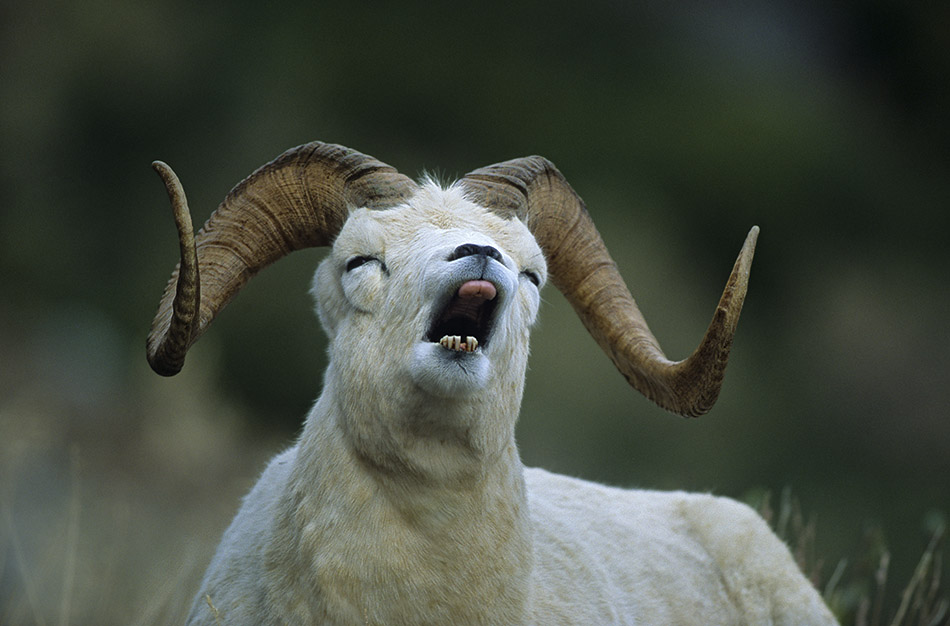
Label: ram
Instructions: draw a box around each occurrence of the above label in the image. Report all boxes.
[147,142,837,624]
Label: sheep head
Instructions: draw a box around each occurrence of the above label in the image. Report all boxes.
[314,186,545,400]
[147,142,757,420]
[306,190,549,475]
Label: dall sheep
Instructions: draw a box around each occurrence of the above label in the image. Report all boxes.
[147,142,838,625]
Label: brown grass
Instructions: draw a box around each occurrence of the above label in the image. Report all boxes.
[754,488,949,626]
[0,348,285,625]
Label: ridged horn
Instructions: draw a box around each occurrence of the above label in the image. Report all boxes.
[462,157,757,417]
[147,142,417,376]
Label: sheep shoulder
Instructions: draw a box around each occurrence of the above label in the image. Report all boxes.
[524,467,837,625]
[186,447,298,625]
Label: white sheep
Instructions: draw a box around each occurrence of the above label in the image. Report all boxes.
[147,142,838,625]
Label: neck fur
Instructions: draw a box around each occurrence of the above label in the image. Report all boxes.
[275,375,533,623]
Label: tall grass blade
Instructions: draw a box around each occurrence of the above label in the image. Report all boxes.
[58,447,81,626]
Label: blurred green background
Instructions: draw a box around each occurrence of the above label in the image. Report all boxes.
[2,0,948,622]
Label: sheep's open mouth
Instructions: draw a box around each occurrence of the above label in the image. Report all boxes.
[426,280,498,352]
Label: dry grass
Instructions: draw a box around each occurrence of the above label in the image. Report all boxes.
[754,488,949,626]
[0,435,220,625]
[0,347,286,625]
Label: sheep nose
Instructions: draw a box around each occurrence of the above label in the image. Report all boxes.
[448,243,503,262]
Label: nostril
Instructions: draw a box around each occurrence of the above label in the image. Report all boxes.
[449,243,503,262]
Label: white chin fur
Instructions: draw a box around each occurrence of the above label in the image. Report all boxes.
[410,342,491,397]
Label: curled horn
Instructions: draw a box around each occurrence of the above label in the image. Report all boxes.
[462,158,758,417]
[147,142,417,376]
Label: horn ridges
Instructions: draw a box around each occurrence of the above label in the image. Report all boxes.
[463,158,757,417]
[146,142,416,376]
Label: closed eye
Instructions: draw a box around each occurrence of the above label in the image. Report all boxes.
[521,270,541,286]
[345,255,386,273]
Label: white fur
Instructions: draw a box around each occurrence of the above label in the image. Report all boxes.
[187,182,837,625]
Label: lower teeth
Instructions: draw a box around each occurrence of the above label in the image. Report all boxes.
[439,335,478,352]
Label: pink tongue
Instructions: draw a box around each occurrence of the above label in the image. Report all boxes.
[458,280,497,300]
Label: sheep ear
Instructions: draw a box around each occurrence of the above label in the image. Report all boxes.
[462,159,757,418]
[147,142,417,376]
